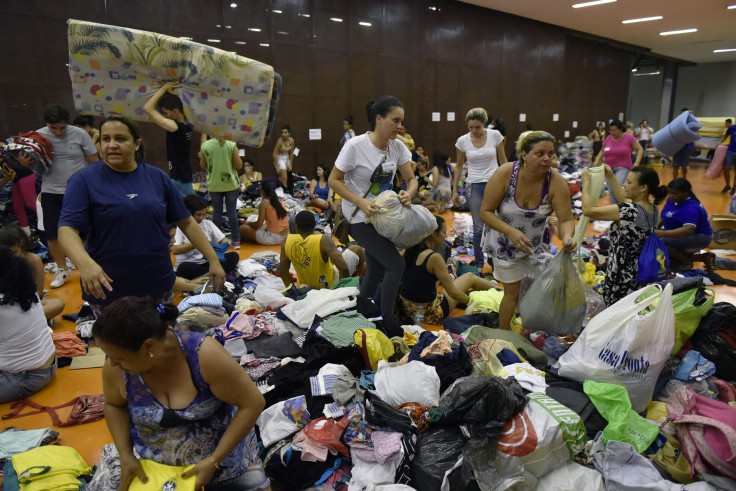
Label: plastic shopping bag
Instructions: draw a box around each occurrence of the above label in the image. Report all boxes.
[553,284,675,413]
[519,251,587,335]
[636,232,669,283]
[366,191,406,240]
[639,287,714,354]
[583,380,660,454]
[393,204,437,249]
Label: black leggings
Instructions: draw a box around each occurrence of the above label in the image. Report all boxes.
[349,222,404,336]
[177,252,240,280]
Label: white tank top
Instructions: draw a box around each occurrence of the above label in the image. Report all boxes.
[0,295,55,372]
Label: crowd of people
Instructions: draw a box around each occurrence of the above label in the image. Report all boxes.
[1,90,735,490]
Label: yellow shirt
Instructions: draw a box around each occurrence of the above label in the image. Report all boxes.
[285,234,335,289]
[12,446,90,491]
[128,460,196,491]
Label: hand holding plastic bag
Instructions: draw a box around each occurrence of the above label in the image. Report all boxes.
[519,251,587,335]
[366,191,406,239]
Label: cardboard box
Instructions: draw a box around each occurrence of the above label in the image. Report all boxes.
[710,215,736,250]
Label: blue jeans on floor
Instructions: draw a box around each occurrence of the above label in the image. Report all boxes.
[606,166,630,205]
[467,182,488,267]
[211,189,240,243]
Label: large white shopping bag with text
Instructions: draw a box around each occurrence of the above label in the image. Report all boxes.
[553,284,674,413]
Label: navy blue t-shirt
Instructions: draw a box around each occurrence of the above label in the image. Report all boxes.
[59,162,190,306]
[167,122,194,183]
[661,197,713,236]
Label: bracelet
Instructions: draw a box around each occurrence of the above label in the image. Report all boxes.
[208,456,220,470]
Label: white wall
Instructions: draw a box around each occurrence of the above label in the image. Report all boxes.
[674,61,736,119]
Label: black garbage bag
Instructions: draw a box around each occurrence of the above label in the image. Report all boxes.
[410,427,481,491]
[439,376,528,439]
[695,302,736,335]
[690,330,736,382]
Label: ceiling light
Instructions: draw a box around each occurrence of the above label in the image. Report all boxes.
[429,6,437,10]
[330,17,343,22]
[234,41,246,45]
[299,13,311,18]
[573,0,616,8]
[272,9,282,14]
[728,5,736,9]
[276,31,290,35]
[622,16,663,24]
[260,43,270,47]
[359,21,372,27]
[631,68,637,72]
[633,71,661,76]
[225,25,232,29]
[216,24,221,27]
[248,28,261,32]
[714,48,736,53]
[207,39,221,43]
[660,28,698,36]
[230,2,237,7]
[180,36,193,40]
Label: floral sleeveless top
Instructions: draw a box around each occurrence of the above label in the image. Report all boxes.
[125,330,260,483]
[487,161,553,262]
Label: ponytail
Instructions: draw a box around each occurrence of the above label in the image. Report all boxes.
[667,177,700,203]
[631,166,668,205]
[262,181,288,219]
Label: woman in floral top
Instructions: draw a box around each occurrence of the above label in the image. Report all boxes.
[582,164,668,306]
[480,131,576,330]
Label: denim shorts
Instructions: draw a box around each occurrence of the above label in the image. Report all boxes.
[0,360,57,404]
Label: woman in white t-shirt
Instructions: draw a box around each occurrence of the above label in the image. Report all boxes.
[452,107,507,269]
[329,96,417,336]
[0,245,57,403]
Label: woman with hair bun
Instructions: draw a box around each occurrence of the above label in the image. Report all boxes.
[329,95,417,335]
[93,296,269,491]
[582,164,669,306]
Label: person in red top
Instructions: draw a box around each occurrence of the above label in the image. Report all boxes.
[593,119,643,205]
[239,180,289,245]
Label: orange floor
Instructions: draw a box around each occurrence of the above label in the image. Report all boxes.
[1,161,734,468]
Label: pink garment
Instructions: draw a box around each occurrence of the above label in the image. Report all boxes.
[713,378,736,403]
[602,133,638,170]
[420,330,452,358]
[293,429,331,462]
[219,312,278,339]
[349,443,377,462]
[372,431,403,464]
[12,173,37,227]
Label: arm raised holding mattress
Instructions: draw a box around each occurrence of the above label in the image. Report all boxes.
[143,81,181,132]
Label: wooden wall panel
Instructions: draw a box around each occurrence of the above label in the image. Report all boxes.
[0,0,633,179]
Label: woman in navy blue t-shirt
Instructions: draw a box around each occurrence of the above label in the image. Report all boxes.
[58,115,226,314]
[656,178,714,272]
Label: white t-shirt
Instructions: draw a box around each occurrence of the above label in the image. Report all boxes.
[37,125,97,194]
[455,129,504,184]
[335,132,412,224]
[639,127,654,140]
[0,295,55,372]
[174,219,225,269]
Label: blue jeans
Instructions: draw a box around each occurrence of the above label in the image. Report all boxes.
[607,167,630,205]
[210,189,240,243]
[171,179,196,198]
[467,182,487,267]
[662,234,713,254]
[0,361,57,404]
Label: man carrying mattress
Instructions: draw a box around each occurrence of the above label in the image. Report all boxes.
[143,81,195,198]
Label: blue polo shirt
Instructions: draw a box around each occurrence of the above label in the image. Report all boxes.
[661,197,713,236]
[60,161,190,306]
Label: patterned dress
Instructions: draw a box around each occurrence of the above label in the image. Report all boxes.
[487,161,553,264]
[601,203,659,306]
[125,330,260,483]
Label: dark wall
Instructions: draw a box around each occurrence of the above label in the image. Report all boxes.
[0,0,633,179]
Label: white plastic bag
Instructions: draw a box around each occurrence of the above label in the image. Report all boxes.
[519,251,587,335]
[366,191,406,240]
[553,284,675,413]
[492,392,588,490]
[393,204,437,249]
[536,461,605,491]
[374,360,440,407]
